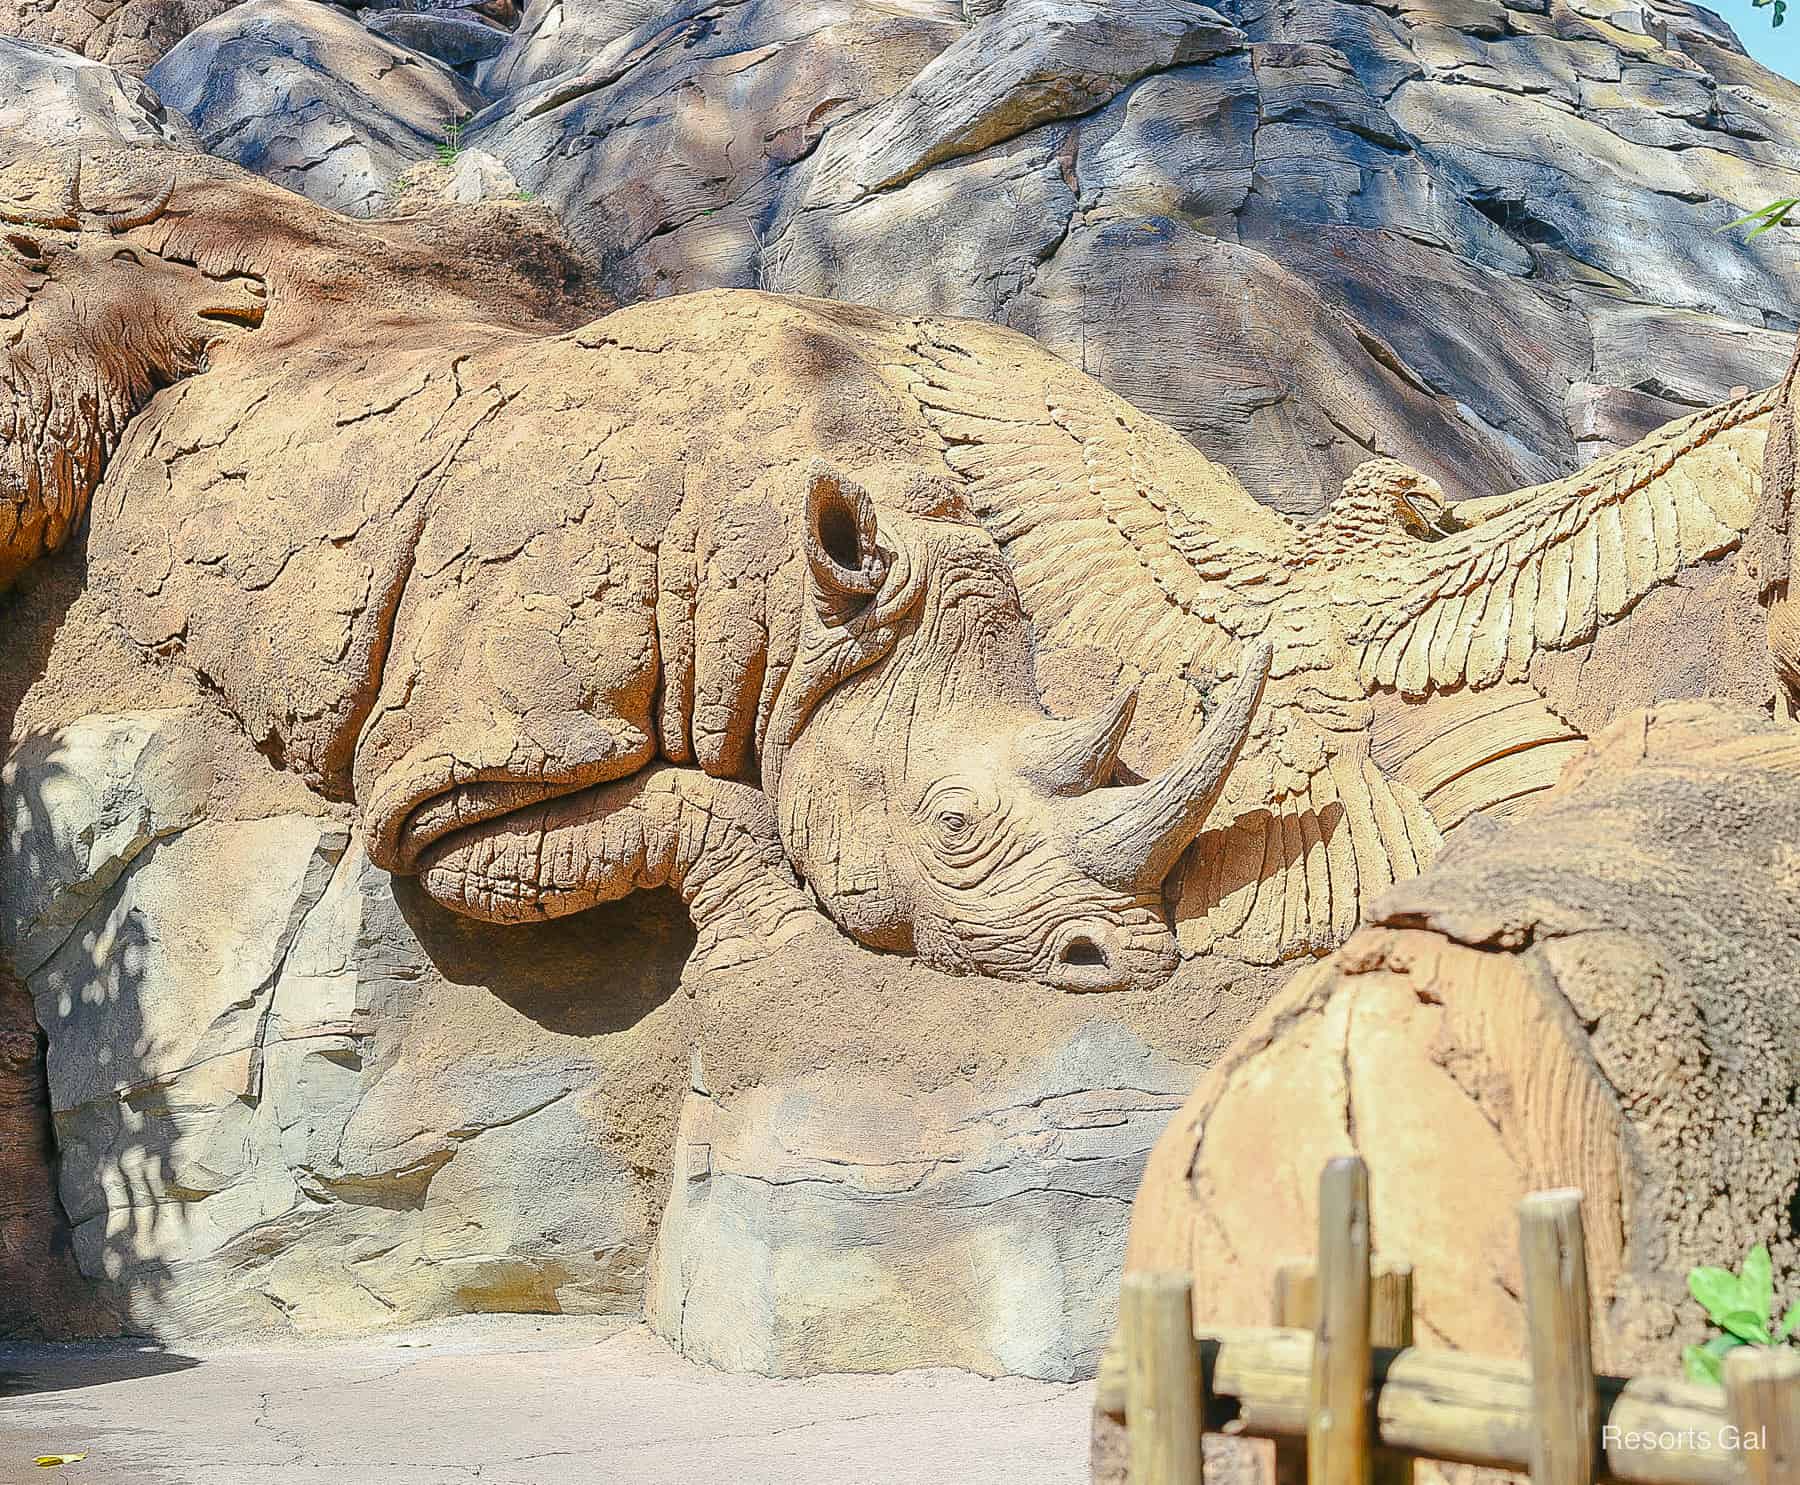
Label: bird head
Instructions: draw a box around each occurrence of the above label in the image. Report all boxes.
[1323,459,1465,547]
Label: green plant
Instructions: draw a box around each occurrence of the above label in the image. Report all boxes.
[1681,1245,1800,1385]
[437,117,467,169]
[1722,198,1798,238]
[1714,4,1789,235]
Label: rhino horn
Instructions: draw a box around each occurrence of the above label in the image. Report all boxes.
[1066,642,1271,892]
[1015,687,1138,796]
[90,175,176,234]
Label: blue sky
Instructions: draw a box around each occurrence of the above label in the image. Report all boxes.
[1726,1,1800,79]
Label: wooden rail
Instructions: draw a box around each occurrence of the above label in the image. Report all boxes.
[1101,1159,1798,1484]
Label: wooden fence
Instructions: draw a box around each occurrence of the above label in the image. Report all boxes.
[1098,1158,1799,1485]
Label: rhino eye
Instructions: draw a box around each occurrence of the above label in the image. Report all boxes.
[938,810,970,837]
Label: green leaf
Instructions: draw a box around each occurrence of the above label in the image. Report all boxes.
[1690,1265,1745,1323]
[1777,1301,1800,1342]
[1720,1309,1773,1346]
[1684,1342,1726,1385]
[1718,199,1799,238]
[1742,1246,1775,1323]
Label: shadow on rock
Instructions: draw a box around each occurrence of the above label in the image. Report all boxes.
[0,1339,200,1397]
[392,881,694,1039]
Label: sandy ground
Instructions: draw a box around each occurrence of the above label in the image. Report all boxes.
[0,1316,1094,1484]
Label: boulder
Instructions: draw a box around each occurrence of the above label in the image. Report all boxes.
[477,0,808,97]
[0,34,198,146]
[0,0,240,75]
[463,0,963,298]
[1125,701,1800,1375]
[363,7,510,70]
[147,0,485,216]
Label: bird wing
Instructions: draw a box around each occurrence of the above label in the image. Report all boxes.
[1351,389,1778,698]
[902,319,1437,966]
[1171,674,1446,965]
[901,317,1296,687]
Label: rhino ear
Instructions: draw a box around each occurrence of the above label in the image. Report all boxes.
[804,462,885,605]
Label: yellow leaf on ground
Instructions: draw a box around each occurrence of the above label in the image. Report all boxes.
[34,1454,87,1467]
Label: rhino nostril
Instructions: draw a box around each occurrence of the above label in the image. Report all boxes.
[1060,935,1108,969]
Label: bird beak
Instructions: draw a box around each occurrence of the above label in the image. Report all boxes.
[1400,492,1466,540]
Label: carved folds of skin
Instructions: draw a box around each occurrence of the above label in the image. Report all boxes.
[63,292,1268,988]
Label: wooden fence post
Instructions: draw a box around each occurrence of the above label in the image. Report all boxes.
[1309,1157,1374,1485]
[1276,1260,1414,1485]
[1518,1189,1598,1485]
[1123,1271,1206,1485]
[1724,1346,1800,1485]
[1274,1266,1311,1485]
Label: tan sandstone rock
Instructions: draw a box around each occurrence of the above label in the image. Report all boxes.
[1126,700,1800,1375]
[0,0,236,75]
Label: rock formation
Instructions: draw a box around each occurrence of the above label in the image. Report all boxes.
[146,0,487,218]
[0,32,198,144]
[2,0,236,76]
[1,2,1798,1382]
[125,0,1800,515]
[1124,700,1800,1377]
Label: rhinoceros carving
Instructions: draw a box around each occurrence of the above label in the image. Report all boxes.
[4,158,1790,986]
[2,178,1273,989]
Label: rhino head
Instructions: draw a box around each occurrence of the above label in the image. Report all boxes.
[767,466,1268,991]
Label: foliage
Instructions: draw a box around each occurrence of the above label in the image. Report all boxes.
[1681,1245,1800,1385]
[437,117,467,169]
[1722,199,1798,238]
[1715,4,1789,232]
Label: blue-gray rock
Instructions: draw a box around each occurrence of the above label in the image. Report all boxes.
[0,34,199,145]
[364,7,509,68]
[454,0,1800,512]
[148,0,484,216]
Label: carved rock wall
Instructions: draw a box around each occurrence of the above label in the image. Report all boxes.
[0,681,693,1335]
[1126,700,1800,1375]
[0,654,1278,1366]
[118,0,1800,512]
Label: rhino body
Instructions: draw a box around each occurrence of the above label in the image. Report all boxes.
[88,290,1263,987]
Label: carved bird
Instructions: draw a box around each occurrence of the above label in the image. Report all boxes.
[901,323,1783,965]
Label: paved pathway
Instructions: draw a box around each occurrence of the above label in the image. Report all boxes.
[0,1316,1093,1484]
